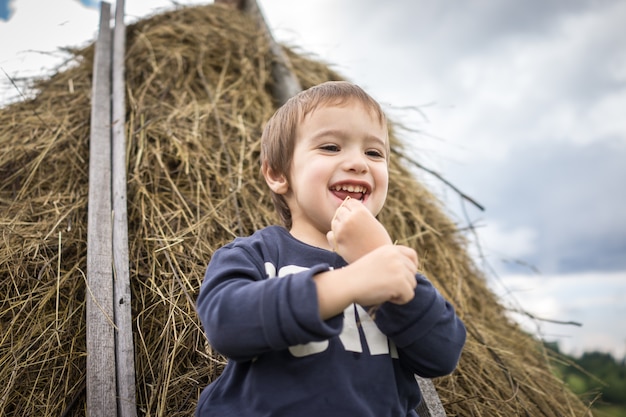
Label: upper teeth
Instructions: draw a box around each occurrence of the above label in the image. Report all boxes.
[333,184,367,193]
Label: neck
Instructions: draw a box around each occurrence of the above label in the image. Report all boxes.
[289,224,333,251]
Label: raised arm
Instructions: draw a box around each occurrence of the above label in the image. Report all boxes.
[196,246,342,361]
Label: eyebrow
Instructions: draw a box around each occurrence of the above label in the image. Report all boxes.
[310,128,387,148]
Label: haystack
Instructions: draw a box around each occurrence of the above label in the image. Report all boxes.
[0,3,593,416]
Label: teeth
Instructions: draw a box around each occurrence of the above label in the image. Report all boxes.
[333,184,366,193]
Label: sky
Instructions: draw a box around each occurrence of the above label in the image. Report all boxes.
[1,0,625,359]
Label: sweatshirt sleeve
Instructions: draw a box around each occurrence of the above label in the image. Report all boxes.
[373,273,466,378]
[196,245,343,362]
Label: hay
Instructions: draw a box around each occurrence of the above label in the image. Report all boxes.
[0,4,593,416]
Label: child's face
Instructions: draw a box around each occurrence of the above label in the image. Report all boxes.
[278,101,389,247]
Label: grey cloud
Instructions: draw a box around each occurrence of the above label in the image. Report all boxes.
[335,0,605,56]
[336,1,624,89]
[453,139,626,274]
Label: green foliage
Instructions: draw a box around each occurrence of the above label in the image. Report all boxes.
[566,373,588,394]
[593,405,626,417]
[546,343,626,416]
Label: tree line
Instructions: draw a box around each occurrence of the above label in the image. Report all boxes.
[547,342,626,417]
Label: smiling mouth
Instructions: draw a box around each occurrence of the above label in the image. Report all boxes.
[331,184,368,201]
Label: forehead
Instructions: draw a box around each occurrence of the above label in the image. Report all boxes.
[298,101,388,146]
[301,96,386,126]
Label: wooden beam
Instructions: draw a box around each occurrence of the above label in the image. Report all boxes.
[218,0,302,105]
[86,2,117,416]
[111,0,137,416]
[416,376,447,417]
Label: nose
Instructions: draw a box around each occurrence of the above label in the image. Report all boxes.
[342,149,368,174]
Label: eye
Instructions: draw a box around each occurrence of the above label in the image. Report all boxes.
[320,144,340,152]
[366,149,385,159]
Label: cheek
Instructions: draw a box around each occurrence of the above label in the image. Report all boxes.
[371,168,389,212]
[298,159,331,183]
[375,166,389,190]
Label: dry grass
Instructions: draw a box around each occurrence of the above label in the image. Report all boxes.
[0,4,594,416]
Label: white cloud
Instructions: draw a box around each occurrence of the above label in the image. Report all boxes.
[383,0,626,165]
[576,90,626,144]
[467,220,538,269]
[492,271,626,358]
[0,0,101,103]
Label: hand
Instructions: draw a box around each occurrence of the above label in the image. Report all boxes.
[326,197,393,263]
[346,244,419,306]
[314,243,420,319]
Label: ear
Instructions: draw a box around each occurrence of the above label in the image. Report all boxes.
[262,161,289,195]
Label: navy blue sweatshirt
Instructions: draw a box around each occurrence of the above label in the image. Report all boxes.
[196,226,466,417]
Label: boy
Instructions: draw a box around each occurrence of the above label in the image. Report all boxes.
[196,81,466,416]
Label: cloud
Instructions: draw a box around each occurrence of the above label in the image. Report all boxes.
[422,0,626,156]
[461,139,626,274]
[494,271,626,357]
[464,220,538,272]
[324,1,596,70]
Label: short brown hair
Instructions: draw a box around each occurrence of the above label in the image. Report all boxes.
[260,81,387,228]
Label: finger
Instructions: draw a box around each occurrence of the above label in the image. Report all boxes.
[397,246,419,269]
[326,231,337,252]
[331,196,352,224]
[339,195,352,210]
[345,197,373,215]
[403,277,417,298]
[407,272,417,289]
[389,290,414,305]
[399,258,417,286]
[342,196,360,210]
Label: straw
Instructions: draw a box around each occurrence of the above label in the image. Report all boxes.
[0,4,593,416]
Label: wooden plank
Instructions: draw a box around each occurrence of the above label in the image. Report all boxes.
[86,2,117,416]
[416,376,447,417]
[111,0,137,416]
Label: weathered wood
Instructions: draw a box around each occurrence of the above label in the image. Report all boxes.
[416,376,447,417]
[86,2,117,416]
[111,0,137,416]
[217,0,302,105]
[214,0,244,8]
